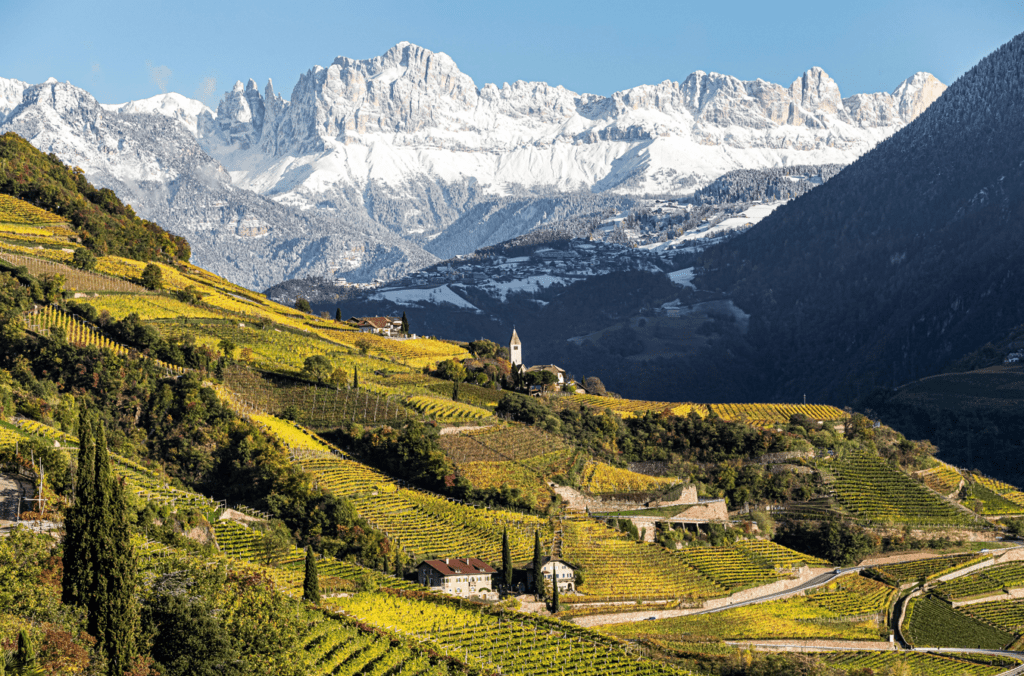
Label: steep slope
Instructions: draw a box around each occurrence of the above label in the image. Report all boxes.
[201,43,944,249]
[0,46,944,286]
[703,31,1024,404]
[0,81,436,288]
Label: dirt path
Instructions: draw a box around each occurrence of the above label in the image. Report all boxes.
[0,472,32,523]
[439,426,491,436]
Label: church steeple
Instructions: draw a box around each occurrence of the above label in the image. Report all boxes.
[510,327,522,367]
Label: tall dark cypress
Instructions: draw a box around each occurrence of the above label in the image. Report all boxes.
[101,474,139,676]
[353,367,359,389]
[85,423,114,641]
[303,547,320,604]
[532,530,543,597]
[400,312,409,335]
[62,410,95,607]
[335,308,342,322]
[501,527,512,590]
[550,573,560,613]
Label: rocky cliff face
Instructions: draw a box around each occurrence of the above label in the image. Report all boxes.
[0,78,436,289]
[0,44,945,288]
[195,43,944,243]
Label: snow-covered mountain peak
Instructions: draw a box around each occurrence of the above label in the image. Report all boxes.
[0,77,29,118]
[100,92,213,135]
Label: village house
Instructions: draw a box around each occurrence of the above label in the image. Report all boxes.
[350,316,403,337]
[525,556,577,594]
[417,558,497,598]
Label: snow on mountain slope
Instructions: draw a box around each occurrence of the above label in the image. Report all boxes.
[0,77,29,118]
[0,78,436,289]
[188,43,944,236]
[0,44,945,288]
[100,92,214,136]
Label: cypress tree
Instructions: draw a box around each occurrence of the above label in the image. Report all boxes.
[353,367,359,389]
[550,573,560,613]
[62,409,95,607]
[335,308,342,322]
[400,312,409,335]
[501,527,512,590]
[303,547,320,604]
[101,474,139,676]
[452,379,460,402]
[65,420,138,673]
[15,630,35,669]
[532,530,543,597]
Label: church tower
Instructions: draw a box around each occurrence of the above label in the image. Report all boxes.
[510,328,522,367]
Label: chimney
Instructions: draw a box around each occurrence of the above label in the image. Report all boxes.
[445,558,449,565]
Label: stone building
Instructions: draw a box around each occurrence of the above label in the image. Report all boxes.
[417,558,496,598]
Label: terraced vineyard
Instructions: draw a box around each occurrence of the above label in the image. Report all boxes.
[329,590,691,676]
[278,434,550,562]
[565,394,706,419]
[607,581,891,642]
[960,599,1024,634]
[915,461,963,496]
[458,450,573,509]
[223,366,413,427]
[212,520,418,595]
[560,520,723,600]
[803,575,895,615]
[869,553,987,586]
[674,547,779,590]
[300,616,472,676]
[0,254,147,293]
[21,305,188,374]
[733,540,832,569]
[903,595,1014,649]
[0,194,68,224]
[85,293,226,320]
[971,474,1024,513]
[709,403,847,425]
[827,448,975,525]
[9,417,219,510]
[823,650,1008,676]
[579,461,681,495]
[440,425,571,463]
[933,562,1024,601]
[406,396,493,422]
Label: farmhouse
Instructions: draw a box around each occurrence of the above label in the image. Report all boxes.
[525,556,577,594]
[417,558,497,598]
[351,316,403,337]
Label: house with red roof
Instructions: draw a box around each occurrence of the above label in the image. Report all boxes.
[417,557,497,598]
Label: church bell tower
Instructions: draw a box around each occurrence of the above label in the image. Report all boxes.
[510,328,522,367]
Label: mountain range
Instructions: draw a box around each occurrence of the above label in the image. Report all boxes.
[1,43,944,288]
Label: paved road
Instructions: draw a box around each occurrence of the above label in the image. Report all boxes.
[684,569,848,617]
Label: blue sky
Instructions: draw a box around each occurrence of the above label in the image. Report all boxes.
[2,0,1020,107]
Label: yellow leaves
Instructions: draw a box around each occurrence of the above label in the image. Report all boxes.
[405,396,492,421]
[579,460,681,494]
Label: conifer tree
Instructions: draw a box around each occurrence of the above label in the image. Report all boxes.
[335,308,342,322]
[452,379,460,402]
[400,311,409,335]
[101,473,139,676]
[550,574,560,613]
[303,547,320,604]
[532,530,543,597]
[353,366,359,389]
[62,409,95,607]
[15,630,35,670]
[62,418,139,674]
[502,527,512,590]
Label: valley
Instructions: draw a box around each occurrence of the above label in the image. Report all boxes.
[2,15,1024,676]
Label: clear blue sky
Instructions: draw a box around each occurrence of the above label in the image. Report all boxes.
[2,0,1020,107]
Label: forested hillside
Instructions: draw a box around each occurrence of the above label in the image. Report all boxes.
[703,31,1024,404]
[0,133,190,262]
